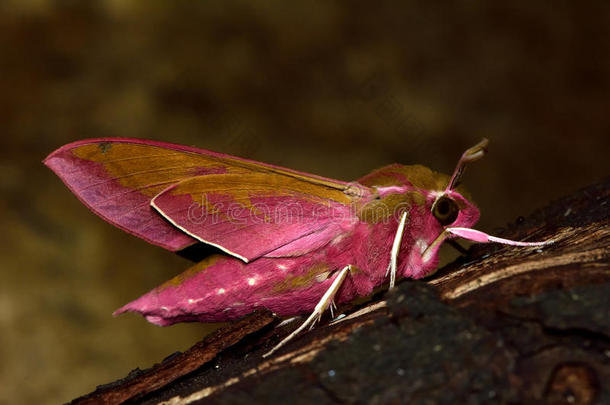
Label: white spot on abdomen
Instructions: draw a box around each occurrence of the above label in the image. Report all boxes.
[247,278,256,286]
[188,298,204,304]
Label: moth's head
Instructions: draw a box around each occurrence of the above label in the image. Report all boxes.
[406,138,552,279]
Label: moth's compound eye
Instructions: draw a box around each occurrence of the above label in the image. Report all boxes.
[432,195,459,226]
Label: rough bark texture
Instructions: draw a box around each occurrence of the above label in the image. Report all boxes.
[70,179,609,405]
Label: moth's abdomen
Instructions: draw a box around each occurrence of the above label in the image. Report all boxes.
[114,254,353,324]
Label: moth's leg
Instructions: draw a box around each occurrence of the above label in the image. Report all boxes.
[276,316,301,328]
[263,264,352,358]
[385,211,408,289]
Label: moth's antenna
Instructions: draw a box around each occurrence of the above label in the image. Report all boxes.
[446,138,489,191]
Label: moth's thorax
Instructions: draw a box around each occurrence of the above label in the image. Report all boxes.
[355,184,424,224]
[357,163,450,190]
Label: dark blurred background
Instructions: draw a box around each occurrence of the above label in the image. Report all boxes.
[1,1,609,403]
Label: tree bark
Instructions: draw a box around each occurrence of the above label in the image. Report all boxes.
[71,178,610,405]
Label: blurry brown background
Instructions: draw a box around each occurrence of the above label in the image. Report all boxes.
[1,1,609,403]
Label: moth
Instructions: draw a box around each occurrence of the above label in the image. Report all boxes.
[45,138,550,356]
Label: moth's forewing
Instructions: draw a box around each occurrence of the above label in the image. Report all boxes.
[152,173,363,262]
[44,138,367,253]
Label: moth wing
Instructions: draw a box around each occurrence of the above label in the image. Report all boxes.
[44,138,363,252]
[152,172,363,262]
